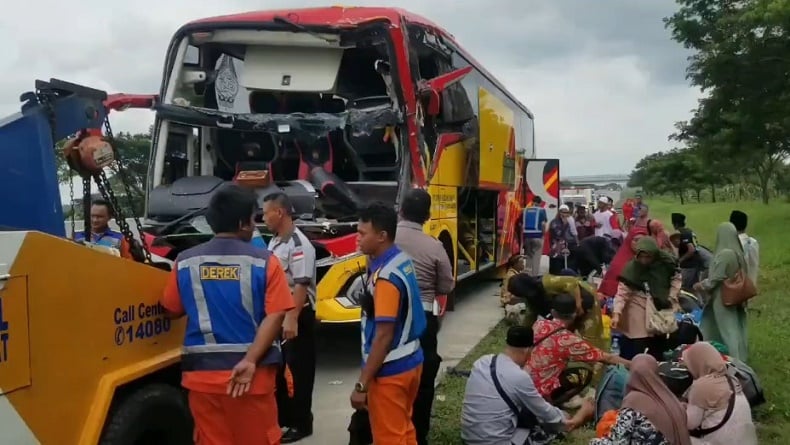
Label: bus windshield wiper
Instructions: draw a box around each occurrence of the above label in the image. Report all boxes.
[273,15,339,43]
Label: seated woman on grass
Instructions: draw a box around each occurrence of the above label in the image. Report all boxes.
[591,354,691,445]
[682,342,757,445]
[527,294,630,409]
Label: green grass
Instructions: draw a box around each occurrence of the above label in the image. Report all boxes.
[429,198,790,444]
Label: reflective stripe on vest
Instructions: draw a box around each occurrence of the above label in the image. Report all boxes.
[523,208,543,235]
[77,231,123,249]
[177,254,280,371]
[361,251,422,364]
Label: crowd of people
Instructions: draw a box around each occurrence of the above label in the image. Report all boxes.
[146,181,762,445]
[158,184,455,445]
[460,195,761,444]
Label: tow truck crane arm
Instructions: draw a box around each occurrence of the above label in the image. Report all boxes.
[0,79,156,239]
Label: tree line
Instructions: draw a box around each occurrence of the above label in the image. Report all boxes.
[628,0,790,204]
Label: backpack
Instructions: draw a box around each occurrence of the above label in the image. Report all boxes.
[658,361,694,397]
[727,357,766,407]
[594,364,629,423]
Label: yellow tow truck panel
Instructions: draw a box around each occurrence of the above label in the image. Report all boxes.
[0,231,185,444]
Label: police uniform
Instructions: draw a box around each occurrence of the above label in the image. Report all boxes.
[360,246,426,443]
[268,228,317,433]
[160,237,295,445]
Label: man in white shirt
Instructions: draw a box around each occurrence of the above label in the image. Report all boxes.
[730,210,759,286]
[592,196,618,238]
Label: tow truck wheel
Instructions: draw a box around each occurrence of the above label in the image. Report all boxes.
[100,383,193,445]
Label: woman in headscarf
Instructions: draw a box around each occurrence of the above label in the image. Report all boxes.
[649,219,676,254]
[508,272,607,351]
[682,342,757,445]
[590,354,692,445]
[598,212,651,297]
[693,222,749,361]
[611,237,682,360]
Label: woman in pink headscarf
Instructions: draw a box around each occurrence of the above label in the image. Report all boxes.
[648,219,675,254]
[682,342,757,445]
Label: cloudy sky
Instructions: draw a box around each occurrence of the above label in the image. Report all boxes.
[0,0,698,177]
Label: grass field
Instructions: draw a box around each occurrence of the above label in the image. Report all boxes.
[428,198,790,444]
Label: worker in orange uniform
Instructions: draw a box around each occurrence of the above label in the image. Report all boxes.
[160,184,294,445]
[73,199,132,258]
[351,202,426,444]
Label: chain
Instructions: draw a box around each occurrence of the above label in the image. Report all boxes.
[99,118,152,264]
[81,176,91,241]
[34,88,79,238]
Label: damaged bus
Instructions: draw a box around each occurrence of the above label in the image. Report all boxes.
[143,6,559,323]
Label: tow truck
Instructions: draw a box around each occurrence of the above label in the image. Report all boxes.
[0,79,191,444]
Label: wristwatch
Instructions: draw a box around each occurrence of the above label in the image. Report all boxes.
[354,382,367,393]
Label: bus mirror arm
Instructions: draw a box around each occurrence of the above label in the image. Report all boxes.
[418,66,474,116]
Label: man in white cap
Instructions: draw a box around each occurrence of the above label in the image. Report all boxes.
[593,196,618,238]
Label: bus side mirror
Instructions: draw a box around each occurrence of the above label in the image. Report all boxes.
[422,88,442,116]
[419,66,473,117]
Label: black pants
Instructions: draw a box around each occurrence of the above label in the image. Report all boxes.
[549,366,593,406]
[619,335,666,361]
[413,311,441,445]
[276,307,317,431]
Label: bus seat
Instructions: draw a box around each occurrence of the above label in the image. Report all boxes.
[297,137,334,180]
[344,127,398,169]
[277,93,332,179]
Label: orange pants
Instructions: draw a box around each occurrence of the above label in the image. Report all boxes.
[189,391,281,445]
[367,365,422,445]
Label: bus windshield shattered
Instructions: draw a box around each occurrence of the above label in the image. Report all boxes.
[146,21,409,240]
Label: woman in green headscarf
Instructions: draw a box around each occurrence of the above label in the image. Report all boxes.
[611,237,682,360]
[693,222,749,361]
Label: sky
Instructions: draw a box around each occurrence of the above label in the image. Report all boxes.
[0,0,699,180]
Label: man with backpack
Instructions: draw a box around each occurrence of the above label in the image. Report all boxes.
[671,213,703,291]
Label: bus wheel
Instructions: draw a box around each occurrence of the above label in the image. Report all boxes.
[100,383,193,445]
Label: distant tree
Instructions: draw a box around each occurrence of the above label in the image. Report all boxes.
[665,0,790,203]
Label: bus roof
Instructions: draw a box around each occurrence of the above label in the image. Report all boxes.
[186,6,533,117]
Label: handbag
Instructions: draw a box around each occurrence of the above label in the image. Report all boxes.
[644,288,678,335]
[720,269,757,306]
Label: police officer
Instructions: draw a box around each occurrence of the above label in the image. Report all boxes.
[395,189,454,445]
[160,184,295,445]
[263,192,317,443]
[73,199,132,259]
[351,201,426,444]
